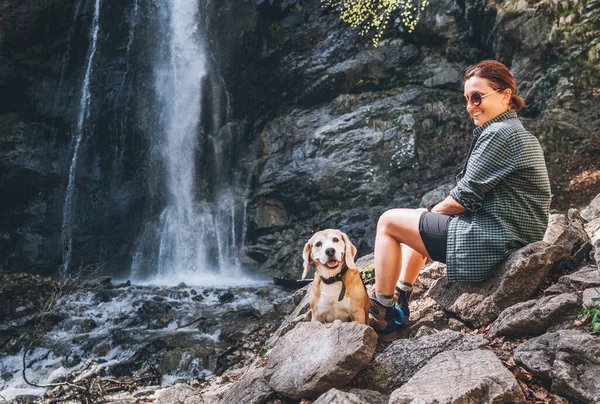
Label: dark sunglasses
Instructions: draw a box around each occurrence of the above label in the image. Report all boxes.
[463,89,499,107]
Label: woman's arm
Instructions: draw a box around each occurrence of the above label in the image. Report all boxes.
[431,195,466,215]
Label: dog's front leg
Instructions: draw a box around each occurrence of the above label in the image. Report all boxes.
[350,309,367,325]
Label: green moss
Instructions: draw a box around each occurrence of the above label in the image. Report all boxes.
[0,112,21,136]
[502,8,520,20]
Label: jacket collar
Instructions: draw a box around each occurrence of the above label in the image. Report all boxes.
[473,109,517,137]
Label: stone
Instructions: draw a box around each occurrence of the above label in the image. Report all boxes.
[389,350,525,404]
[419,182,455,209]
[266,285,311,347]
[543,213,568,244]
[412,261,446,297]
[583,287,600,308]
[220,368,274,404]
[154,383,204,404]
[556,265,600,291]
[428,241,569,327]
[353,329,488,394]
[490,293,581,337]
[264,321,377,399]
[554,214,591,254]
[313,388,388,404]
[514,330,600,403]
[581,193,600,222]
[585,217,600,243]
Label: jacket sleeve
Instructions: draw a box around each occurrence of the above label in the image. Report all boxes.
[450,130,517,211]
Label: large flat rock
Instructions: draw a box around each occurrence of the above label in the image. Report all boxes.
[264,320,377,399]
[389,350,525,403]
[428,241,569,327]
[490,293,581,337]
[514,330,600,403]
[313,388,388,404]
[353,329,488,393]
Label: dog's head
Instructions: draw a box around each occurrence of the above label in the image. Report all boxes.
[302,229,357,279]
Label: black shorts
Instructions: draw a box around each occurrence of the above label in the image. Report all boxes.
[419,212,452,263]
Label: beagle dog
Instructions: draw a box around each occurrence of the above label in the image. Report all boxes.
[302,229,370,325]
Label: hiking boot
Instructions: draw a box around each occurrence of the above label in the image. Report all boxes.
[369,298,399,341]
[394,286,412,324]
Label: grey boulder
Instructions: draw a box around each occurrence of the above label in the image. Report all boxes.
[428,241,569,327]
[389,349,525,404]
[490,293,581,337]
[353,329,488,394]
[514,330,600,403]
[264,320,377,399]
[313,388,388,404]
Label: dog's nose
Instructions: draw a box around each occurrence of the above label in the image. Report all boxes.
[325,248,335,257]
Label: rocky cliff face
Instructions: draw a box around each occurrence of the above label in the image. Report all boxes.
[242,0,600,277]
[0,0,598,278]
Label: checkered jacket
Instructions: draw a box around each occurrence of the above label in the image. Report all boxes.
[447,110,551,283]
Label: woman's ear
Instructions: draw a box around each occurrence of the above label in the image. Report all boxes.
[503,88,513,106]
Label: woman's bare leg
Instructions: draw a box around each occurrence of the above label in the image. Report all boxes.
[374,208,429,295]
[399,243,427,286]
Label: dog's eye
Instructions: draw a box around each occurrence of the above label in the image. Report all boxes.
[332,237,339,243]
[315,241,322,248]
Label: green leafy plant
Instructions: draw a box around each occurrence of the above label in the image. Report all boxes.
[321,0,430,46]
[259,345,272,358]
[359,265,375,285]
[582,288,600,334]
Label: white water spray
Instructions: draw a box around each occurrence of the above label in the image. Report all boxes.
[60,0,101,279]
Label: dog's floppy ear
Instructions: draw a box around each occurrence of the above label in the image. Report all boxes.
[341,231,357,269]
[302,236,314,279]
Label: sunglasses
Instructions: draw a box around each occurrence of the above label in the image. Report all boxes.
[463,89,500,107]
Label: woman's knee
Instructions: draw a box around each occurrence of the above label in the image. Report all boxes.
[377,209,409,232]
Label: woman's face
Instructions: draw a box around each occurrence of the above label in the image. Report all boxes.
[464,76,511,126]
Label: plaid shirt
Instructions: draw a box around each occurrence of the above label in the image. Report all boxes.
[447,110,551,283]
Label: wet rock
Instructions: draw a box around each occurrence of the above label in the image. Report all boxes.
[314,388,388,404]
[354,330,488,394]
[514,330,600,403]
[264,321,377,399]
[219,292,236,303]
[428,241,570,327]
[490,293,581,337]
[389,350,525,404]
[78,319,98,333]
[137,300,172,317]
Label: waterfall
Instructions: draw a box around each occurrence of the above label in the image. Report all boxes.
[117,0,139,100]
[135,0,246,286]
[60,0,101,279]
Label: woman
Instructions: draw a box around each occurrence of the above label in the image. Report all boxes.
[369,60,551,341]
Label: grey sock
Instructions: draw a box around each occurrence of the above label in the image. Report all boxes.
[396,280,413,292]
[375,293,395,307]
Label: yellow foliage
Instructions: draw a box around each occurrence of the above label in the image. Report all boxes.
[322,0,430,46]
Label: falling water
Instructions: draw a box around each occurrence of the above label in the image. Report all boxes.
[60,0,102,279]
[117,0,139,100]
[134,0,248,285]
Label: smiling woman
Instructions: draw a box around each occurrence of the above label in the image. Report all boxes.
[369,60,552,341]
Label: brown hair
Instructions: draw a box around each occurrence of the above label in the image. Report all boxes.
[464,60,525,112]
